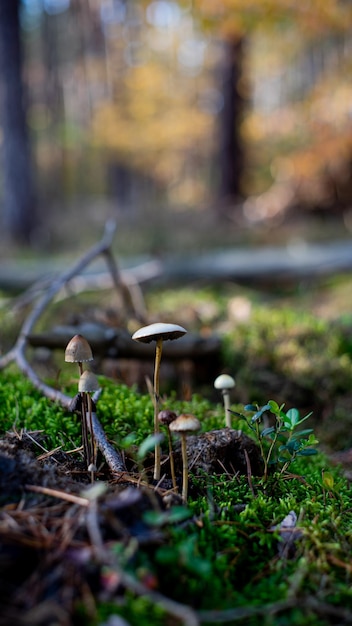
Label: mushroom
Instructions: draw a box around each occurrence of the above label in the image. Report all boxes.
[169,413,200,502]
[132,322,187,481]
[158,409,178,491]
[214,374,235,428]
[65,334,93,376]
[78,370,100,480]
[65,335,94,471]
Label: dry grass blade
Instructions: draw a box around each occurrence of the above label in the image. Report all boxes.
[25,485,90,507]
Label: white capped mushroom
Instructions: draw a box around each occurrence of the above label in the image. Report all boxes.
[169,413,200,502]
[132,323,187,481]
[214,374,235,428]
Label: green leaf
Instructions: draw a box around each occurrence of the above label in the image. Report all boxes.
[261,426,276,437]
[144,506,192,527]
[285,407,300,428]
[290,428,314,440]
[307,434,319,445]
[251,404,271,423]
[296,411,313,425]
[322,471,335,490]
[137,433,164,460]
[268,400,280,413]
[297,448,318,456]
[229,410,246,419]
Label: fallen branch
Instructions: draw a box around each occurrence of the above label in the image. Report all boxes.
[0,222,127,474]
[197,596,352,624]
[27,324,222,361]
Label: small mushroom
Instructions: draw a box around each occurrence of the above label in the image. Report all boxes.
[169,413,200,502]
[65,335,94,471]
[214,374,235,428]
[79,370,100,480]
[132,322,187,481]
[65,334,93,376]
[158,409,178,491]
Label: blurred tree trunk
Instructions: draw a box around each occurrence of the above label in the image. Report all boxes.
[217,35,245,215]
[0,0,36,244]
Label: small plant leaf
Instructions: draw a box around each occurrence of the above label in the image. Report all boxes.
[137,433,164,460]
[296,411,313,426]
[229,410,246,419]
[290,428,314,440]
[268,400,280,413]
[144,506,192,527]
[251,404,271,423]
[261,427,276,437]
[285,407,300,428]
[297,448,318,456]
[244,404,257,411]
[322,471,335,490]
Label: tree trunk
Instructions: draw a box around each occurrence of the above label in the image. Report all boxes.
[217,35,245,214]
[0,0,36,244]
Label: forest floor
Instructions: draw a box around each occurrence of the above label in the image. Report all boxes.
[2,213,352,625]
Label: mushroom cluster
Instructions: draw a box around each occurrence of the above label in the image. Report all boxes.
[65,334,100,479]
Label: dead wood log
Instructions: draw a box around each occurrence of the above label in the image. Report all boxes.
[2,240,352,295]
[27,324,221,362]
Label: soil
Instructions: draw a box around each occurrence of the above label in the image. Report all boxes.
[0,427,261,625]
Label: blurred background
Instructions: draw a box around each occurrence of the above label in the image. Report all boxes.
[0,0,352,259]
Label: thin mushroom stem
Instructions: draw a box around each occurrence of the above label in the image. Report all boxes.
[77,360,90,468]
[87,393,97,482]
[81,391,90,468]
[181,434,189,502]
[153,337,163,480]
[166,426,177,491]
[223,391,232,428]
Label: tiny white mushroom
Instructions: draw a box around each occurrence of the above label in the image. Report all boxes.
[169,413,200,502]
[132,322,187,481]
[214,374,236,428]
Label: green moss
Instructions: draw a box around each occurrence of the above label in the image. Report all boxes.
[222,307,352,449]
[0,368,79,446]
[1,363,352,625]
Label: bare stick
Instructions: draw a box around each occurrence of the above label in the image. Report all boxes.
[25,484,90,507]
[90,411,125,473]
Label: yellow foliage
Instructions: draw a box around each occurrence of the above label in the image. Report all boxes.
[88,0,352,206]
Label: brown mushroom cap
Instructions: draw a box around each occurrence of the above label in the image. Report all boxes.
[78,370,100,393]
[158,409,178,426]
[169,413,201,436]
[132,322,187,344]
[65,334,93,363]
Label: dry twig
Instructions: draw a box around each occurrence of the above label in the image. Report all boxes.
[0,222,127,474]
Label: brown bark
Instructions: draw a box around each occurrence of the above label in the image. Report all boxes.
[217,35,245,213]
[0,0,36,244]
